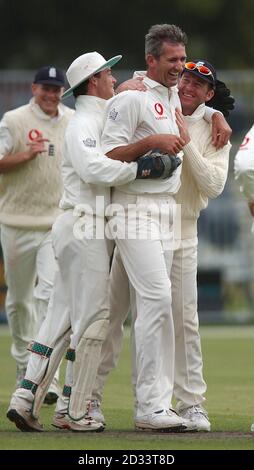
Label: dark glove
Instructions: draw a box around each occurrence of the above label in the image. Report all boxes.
[206,79,235,117]
[136,150,182,179]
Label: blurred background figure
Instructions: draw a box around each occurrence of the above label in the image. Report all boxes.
[234,123,254,434]
[0,65,73,402]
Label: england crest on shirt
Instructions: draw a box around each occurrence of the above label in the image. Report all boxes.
[109,108,118,121]
[83,138,96,147]
[48,144,55,156]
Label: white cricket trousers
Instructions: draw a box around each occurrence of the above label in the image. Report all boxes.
[92,246,131,402]
[171,237,206,410]
[93,237,206,410]
[0,225,56,367]
[11,210,113,410]
[52,210,113,350]
[108,190,175,417]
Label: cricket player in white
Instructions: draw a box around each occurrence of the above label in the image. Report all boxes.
[100,24,189,431]
[0,66,73,403]
[234,122,254,434]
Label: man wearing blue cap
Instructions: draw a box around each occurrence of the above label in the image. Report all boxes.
[0,65,73,403]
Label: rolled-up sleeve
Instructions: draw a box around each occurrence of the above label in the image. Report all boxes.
[203,106,222,122]
[65,117,137,187]
[101,91,144,154]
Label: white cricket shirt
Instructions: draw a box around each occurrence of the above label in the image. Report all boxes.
[234,124,254,202]
[101,75,182,195]
[59,95,137,214]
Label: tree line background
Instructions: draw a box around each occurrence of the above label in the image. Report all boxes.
[0,0,253,71]
[0,0,253,136]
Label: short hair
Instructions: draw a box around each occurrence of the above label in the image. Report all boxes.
[145,24,188,59]
[73,80,89,98]
[73,71,102,98]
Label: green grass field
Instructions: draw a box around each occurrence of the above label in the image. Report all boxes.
[0,325,254,450]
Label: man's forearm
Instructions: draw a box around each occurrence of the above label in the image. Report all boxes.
[0,151,31,173]
[106,135,162,162]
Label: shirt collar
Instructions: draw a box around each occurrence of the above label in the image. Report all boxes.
[75,95,107,113]
[133,70,179,97]
[183,103,206,123]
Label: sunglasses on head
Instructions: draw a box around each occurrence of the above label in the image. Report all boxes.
[185,62,215,80]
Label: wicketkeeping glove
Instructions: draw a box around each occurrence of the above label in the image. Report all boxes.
[136,150,182,179]
[206,79,235,117]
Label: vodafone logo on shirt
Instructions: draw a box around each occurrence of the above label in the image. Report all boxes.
[154,103,167,120]
[155,103,163,115]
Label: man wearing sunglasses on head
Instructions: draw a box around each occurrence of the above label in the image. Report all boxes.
[170,59,231,430]
[89,57,232,432]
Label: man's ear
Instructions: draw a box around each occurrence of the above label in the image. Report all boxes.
[31,83,37,94]
[146,54,157,67]
[205,88,215,103]
[89,75,97,86]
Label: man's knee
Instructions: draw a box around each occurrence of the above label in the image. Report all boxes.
[83,318,109,341]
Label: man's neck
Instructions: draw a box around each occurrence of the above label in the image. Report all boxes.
[181,104,199,116]
[181,102,204,117]
[182,107,194,116]
[146,71,160,84]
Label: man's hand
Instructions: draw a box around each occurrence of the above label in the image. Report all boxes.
[115,77,147,94]
[0,133,49,173]
[106,133,184,163]
[211,112,232,149]
[26,134,49,160]
[248,202,254,217]
[154,134,185,155]
[175,108,190,145]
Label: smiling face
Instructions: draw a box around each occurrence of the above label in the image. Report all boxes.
[179,71,215,115]
[31,83,63,117]
[93,68,117,100]
[146,41,187,88]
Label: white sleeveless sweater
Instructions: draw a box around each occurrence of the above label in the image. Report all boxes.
[0,102,73,229]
